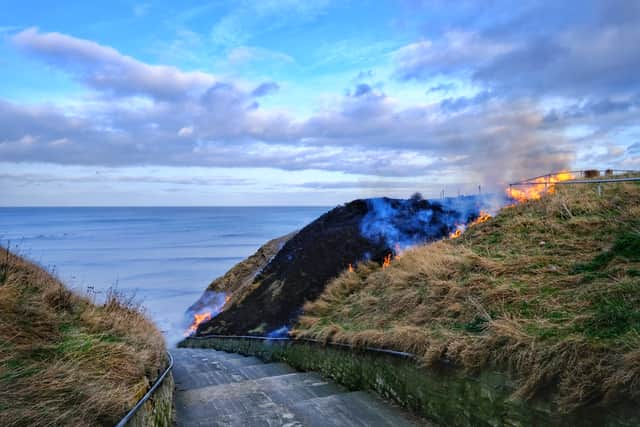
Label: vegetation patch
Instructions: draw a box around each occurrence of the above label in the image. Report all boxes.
[292,180,640,413]
[0,248,167,426]
[574,232,640,273]
[579,292,640,340]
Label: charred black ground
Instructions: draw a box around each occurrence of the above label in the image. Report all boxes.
[197,195,489,336]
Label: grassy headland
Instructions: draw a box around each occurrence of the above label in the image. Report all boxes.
[207,232,294,306]
[293,179,640,411]
[0,248,166,426]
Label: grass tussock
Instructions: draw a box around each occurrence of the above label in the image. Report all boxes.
[293,180,640,411]
[0,248,166,427]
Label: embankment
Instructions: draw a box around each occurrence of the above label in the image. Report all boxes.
[293,179,640,423]
[0,247,172,426]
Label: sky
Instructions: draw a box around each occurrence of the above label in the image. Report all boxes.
[0,0,639,206]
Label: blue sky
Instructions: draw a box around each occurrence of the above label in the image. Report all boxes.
[1,0,639,205]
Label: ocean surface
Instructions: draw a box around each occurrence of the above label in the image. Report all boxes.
[0,207,328,345]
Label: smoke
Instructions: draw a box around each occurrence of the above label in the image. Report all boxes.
[360,194,508,250]
[182,290,228,334]
[266,326,290,338]
[440,192,508,217]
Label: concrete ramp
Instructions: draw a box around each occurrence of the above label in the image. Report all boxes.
[172,348,423,426]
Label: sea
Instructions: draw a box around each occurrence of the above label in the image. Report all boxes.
[0,207,328,345]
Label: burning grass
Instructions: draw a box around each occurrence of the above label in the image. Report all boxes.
[506,170,576,202]
[0,248,166,426]
[293,179,640,412]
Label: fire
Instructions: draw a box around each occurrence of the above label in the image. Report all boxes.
[469,210,491,226]
[348,263,354,272]
[185,311,212,336]
[507,171,575,203]
[450,211,492,239]
[382,253,392,268]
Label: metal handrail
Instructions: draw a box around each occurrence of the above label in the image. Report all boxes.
[509,170,640,187]
[114,351,174,427]
[520,169,636,183]
[184,334,416,359]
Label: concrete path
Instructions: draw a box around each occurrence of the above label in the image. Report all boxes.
[172,348,423,427]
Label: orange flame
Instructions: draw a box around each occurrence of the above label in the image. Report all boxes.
[469,210,491,226]
[185,311,212,336]
[348,263,354,273]
[450,228,463,239]
[382,253,392,268]
[450,210,492,239]
[507,171,574,202]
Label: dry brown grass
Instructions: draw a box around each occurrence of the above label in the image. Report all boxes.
[207,233,294,308]
[0,248,166,427]
[293,180,640,412]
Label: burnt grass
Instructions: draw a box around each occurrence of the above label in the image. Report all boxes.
[198,197,464,336]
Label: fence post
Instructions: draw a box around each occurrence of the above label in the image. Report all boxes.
[545,174,550,192]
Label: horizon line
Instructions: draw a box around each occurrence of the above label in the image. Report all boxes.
[0,205,334,208]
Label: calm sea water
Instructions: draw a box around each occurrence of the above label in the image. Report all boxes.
[0,207,328,345]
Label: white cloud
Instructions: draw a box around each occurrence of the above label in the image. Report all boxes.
[12,27,216,100]
[394,31,514,79]
[4,23,632,189]
[178,126,194,137]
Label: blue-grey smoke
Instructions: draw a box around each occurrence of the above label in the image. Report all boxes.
[266,326,290,339]
[360,194,506,250]
[183,290,228,335]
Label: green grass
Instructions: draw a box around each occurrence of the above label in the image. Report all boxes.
[0,360,41,382]
[56,330,97,356]
[578,286,640,340]
[574,232,640,273]
[460,316,489,333]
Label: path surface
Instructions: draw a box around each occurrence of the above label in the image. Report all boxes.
[172,348,421,426]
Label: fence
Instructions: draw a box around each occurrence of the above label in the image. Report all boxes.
[508,169,640,195]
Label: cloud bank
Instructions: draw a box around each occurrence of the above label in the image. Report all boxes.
[3,0,639,197]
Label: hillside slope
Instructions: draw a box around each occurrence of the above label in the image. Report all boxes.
[208,232,296,295]
[0,248,166,426]
[186,232,295,316]
[293,180,640,411]
[197,196,484,336]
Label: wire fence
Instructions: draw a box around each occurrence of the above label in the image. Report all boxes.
[509,169,639,187]
[508,170,640,198]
